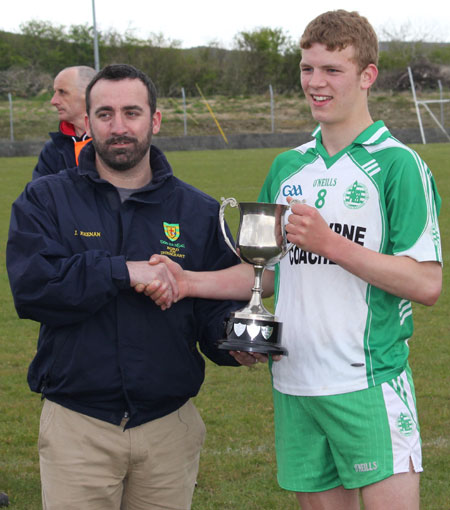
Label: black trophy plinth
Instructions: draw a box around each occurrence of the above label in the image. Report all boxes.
[218,316,288,355]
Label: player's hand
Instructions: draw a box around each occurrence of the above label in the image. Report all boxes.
[229,351,282,366]
[286,196,336,258]
[128,260,179,309]
[140,255,189,309]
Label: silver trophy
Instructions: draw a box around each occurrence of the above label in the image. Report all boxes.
[218,197,293,355]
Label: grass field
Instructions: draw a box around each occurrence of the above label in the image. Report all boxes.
[0,144,449,509]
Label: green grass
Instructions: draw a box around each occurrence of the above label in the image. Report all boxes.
[0,144,449,509]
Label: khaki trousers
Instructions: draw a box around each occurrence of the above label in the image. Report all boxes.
[39,399,206,510]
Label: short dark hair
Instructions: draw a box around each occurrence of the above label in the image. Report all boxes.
[85,64,157,115]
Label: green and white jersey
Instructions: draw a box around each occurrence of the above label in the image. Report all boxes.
[259,121,442,396]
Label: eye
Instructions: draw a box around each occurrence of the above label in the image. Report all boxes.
[97,112,111,120]
[126,110,140,118]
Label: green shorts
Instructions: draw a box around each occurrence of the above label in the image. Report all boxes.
[273,367,422,492]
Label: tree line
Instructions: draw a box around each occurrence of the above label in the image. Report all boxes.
[1,21,449,98]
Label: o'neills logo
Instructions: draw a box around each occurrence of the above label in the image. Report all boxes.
[163,222,180,241]
[354,462,378,472]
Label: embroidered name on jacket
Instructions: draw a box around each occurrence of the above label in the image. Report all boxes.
[74,230,102,237]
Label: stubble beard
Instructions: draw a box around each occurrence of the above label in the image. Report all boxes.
[91,130,153,172]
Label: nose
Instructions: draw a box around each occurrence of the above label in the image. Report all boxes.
[50,92,58,106]
[308,70,326,89]
[110,114,128,135]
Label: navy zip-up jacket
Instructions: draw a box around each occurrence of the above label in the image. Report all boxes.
[7,143,242,429]
[32,122,91,180]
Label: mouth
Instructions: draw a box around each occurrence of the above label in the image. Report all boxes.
[107,137,136,148]
[311,94,332,104]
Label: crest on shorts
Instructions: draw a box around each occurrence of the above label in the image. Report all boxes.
[396,412,415,436]
[163,222,180,241]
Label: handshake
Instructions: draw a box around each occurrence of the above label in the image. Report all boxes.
[126,255,280,365]
[126,255,185,310]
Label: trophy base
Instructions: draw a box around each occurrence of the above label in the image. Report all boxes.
[218,317,288,355]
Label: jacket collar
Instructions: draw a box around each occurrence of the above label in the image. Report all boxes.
[57,121,89,140]
[76,142,174,200]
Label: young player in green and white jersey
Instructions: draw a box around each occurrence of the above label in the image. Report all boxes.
[144,10,442,510]
[261,120,442,398]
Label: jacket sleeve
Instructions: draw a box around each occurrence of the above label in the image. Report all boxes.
[6,182,129,327]
[195,298,243,366]
[194,205,246,366]
[32,140,69,180]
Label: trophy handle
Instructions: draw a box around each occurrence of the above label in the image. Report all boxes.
[219,197,240,258]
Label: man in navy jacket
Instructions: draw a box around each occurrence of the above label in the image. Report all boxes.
[7,64,243,510]
[32,66,96,180]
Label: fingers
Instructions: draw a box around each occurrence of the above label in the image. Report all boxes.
[229,350,270,366]
[134,283,146,293]
[149,254,169,266]
[147,260,179,303]
[161,263,179,302]
[128,260,178,309]
[142,280,174,310]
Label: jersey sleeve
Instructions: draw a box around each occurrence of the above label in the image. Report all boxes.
[383,148,442,263]
[258,152,286,203]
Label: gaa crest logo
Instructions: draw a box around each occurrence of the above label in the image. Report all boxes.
[163,222,180,241]
[343,181,369,209]
[396,412,414,436]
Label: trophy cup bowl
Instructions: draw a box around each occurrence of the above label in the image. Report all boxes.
[218,197,292,355]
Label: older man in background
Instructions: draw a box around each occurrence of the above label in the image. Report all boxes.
[32,65,96,179]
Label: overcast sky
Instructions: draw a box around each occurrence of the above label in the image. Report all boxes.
[2,0,449,48]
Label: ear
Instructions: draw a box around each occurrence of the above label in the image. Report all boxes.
[361,63,378,91]
[84,114,91,137]
[152,110,162,135]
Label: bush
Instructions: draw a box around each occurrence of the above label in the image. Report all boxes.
[0,66,52,98]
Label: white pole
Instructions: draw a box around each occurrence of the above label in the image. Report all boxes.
[92,0,100,71]
[181,87,187,136]
[408,67,426,144]
[8,93,14,142]
[269,84,274,133]
[438,80,444,128]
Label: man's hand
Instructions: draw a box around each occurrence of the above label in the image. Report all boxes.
[229,351,282,366]
[135,255,188,310]
[127,260,179,308]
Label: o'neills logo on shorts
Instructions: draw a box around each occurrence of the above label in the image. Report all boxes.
[354,462,378,472]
